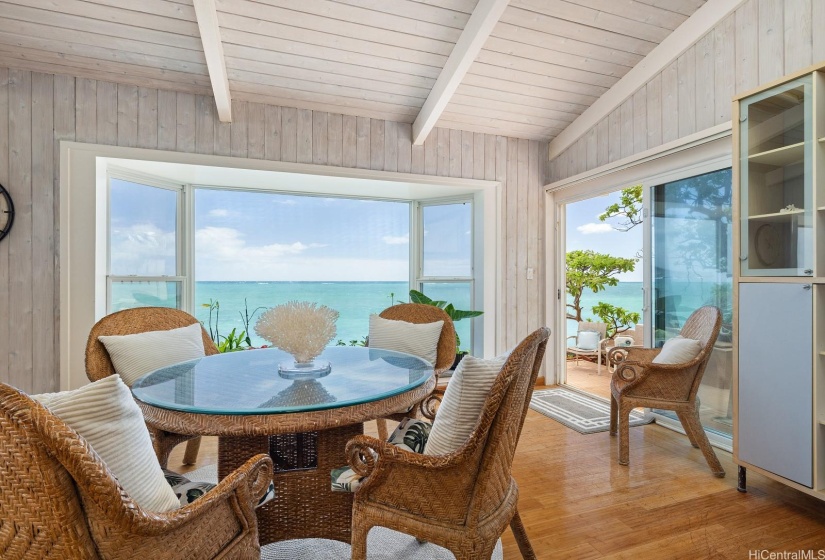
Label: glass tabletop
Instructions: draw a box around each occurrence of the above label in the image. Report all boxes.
[131,346,433,415]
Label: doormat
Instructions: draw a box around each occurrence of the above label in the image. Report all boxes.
[530,387,653,434]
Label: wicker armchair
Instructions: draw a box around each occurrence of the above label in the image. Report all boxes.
[567,321,609,375]
[607,306,724,477]
[346,327,550,560]
[85,307,218,467]
[0,382,272,560]
[374,303,456,440]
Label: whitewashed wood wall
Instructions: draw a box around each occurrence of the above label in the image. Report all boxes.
[549,0,825,181]
[0,65,547,394]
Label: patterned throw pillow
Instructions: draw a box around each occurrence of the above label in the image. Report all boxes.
[368,315,444,366]
[331,418,432,492]
[163,468,276,508]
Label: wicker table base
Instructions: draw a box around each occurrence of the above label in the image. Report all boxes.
[218,425,362,545]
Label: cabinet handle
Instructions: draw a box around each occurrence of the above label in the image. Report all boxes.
[804,269,813,275]
[803,284,812,290]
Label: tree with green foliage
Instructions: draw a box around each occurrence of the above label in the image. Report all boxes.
[591,302,640,338]
[566,250,636,322]
[598,185,643,231]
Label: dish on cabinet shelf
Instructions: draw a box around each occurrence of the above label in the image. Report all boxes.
[754,223,781,266]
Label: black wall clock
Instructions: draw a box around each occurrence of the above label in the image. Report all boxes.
[0,183,13,243]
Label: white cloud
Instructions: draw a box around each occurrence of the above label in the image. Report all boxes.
[195,227,325,263]
[274,199,297,205]
[382,233,409,245]
[209,209,230,217]
[577,223,614,234]
[110,223,176,275]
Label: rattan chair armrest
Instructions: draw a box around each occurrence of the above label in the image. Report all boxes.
[127,454,273,536]
[346,435,467,478]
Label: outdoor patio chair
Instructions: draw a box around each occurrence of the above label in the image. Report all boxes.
[85,307,218,467]
[567,321,609,375]
[0,382,272,560]
[346,327,549,560]
[607,306,724,477]
[373,303,456,441]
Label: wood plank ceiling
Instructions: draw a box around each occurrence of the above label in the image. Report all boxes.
[0,0,706,142]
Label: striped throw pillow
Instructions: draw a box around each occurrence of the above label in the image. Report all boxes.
[368,314,443,366]
[98,322,206,386]
[32,375,181,512]
[424,354,507,456]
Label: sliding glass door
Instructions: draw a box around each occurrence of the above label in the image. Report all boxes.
[650,167,733,437]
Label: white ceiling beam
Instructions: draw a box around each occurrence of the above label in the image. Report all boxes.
[193,0,232,122]
[412,0,510,145]
[547,0,745,160]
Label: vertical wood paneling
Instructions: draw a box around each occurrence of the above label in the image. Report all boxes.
[814,0,825,62]
[619,98,633,159]
[736,0,760,94]
[8,69,32,390]
[195,95,215,155]
[75,78,96,144]
[384,120,398,172]
[0,68,9,382]
[31,72,54,393]
[297,109,312,164]
[424,133,437,176]
[449,129,462,177]
[608,108,621,163]
[596,119,608,167]
[576,137,587,176]
[758,0,784,84]
[461,130,473,179]
[265,105,281,161]
[342,115,357,168]
[585,128,597,170]
[646,73,662,149]
[53,74,74,371]
[96,81,117,145]
[661,60,679,143]
[281,107,297,163]
[157,90,176,151]
[516,138,529,339]
[355,116,369,169]
[214,120,230,156]
[328,113,343,167]
[695,34,714,131]
[411,129,425,174]
[370,118,384,170]
[398,123,412,174]
[473,132,484,180]
[312,111,328,165]
[137,87,158,150]
[677,49,696,137]
[526,140,539,337]
[632,88,647,154]
[117,84,138,148]
[784,0,812,74]
[176,92,195,154]
[436,127,449,176]
[230,100,248,158]
[714,16,735,125]
[505,137,517,349]
[484,135,496,180]
[247,102,265,160]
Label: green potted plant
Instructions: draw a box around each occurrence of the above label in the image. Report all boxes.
[409,289,483,369]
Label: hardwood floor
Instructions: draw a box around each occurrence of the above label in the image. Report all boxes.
[169,386,825,559]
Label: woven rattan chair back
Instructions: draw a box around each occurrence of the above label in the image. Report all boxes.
[0,383,100,559]
[378,303,456,372]
[678,306,723,400]
[348,327,550,560]
[0,382,269,560]
[85,307,218,382]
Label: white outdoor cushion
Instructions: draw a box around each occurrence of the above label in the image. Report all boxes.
[424,353,507,456]
[575,330,600,351]
[368,314,444,367]
[652,335,703,364]
[32,375,181,512]
[98,322,206,386]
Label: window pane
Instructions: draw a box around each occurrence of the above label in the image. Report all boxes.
[420,282,474,352]
[110,179,178,276]
[111,281,181,312]
[422,203,472,277]
[194,189,409,347]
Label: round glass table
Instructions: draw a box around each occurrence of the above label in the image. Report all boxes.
[132,346,435,545]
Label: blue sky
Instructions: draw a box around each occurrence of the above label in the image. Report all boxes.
[565,190,644,282]
[110,179,473,282]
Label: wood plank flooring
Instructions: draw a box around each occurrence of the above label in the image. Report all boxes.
[170,386,825,559]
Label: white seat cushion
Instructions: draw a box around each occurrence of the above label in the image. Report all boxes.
[32,375,181,512]
[98,322,206,386]
[368,314,443,366]
[424,354,507,456]
[575,331,600,351]
[652,335,703,364]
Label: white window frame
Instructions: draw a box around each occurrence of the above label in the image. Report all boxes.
[60,143,501,390]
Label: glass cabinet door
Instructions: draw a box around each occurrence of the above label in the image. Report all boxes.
[740,76,813,276]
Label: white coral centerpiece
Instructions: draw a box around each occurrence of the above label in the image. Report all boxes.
[255,301,339,364]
